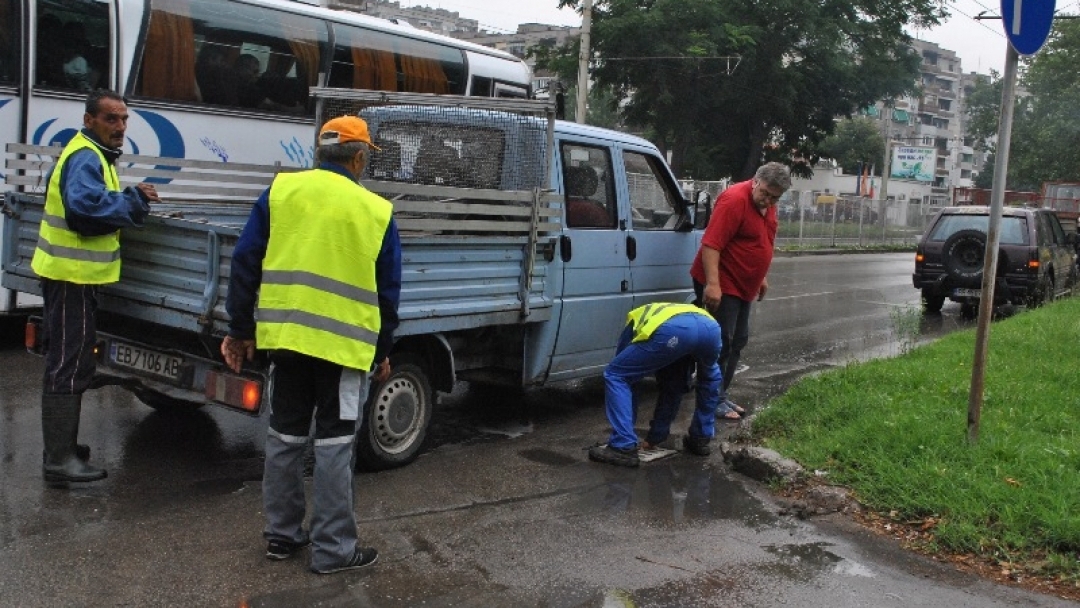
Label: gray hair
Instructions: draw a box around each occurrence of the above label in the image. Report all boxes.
[316,141,370,167]
[755,162,792,191]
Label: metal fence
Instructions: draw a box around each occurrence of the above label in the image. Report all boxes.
[683,178,937,247]
[775,196,939,248]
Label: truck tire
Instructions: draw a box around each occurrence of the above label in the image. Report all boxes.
[355,354,433,472]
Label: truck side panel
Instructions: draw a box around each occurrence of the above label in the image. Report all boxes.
[2,196,555,338]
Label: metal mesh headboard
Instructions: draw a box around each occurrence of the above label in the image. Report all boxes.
[309,88,561,238]
[312,89,555,193]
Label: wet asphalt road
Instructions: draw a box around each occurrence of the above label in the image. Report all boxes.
[1,252,1074,607]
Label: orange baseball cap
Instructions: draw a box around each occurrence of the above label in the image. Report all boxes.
[318,116,381,150]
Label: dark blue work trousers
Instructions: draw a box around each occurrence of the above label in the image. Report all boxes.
[41,279,99,395]
[602,313,723,450]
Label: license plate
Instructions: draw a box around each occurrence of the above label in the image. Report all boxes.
[953,288,980,297]
[109,341,183,380]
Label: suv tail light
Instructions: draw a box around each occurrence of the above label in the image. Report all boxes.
[1028,250,1040,271]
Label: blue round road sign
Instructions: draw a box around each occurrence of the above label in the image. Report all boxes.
[1001,0,1056,55]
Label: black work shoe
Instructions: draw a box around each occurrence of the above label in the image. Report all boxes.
[266,539,310,560]
[588,444,640,468]
[682,434,712,456]
[312,547,379,574]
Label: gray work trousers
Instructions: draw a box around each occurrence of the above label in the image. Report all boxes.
[262,351,370,571]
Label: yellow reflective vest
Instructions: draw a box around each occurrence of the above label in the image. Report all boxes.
[626,302,712,343]
[256,169,393,370]
[31,132,123,284]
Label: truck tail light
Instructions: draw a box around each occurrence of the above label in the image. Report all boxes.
[24,318,42,354]
[205,370,262,413]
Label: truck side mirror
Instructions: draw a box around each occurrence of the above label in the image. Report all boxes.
[694,190,712,229]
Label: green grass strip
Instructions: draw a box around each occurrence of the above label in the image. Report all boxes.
[752,298,1080,579]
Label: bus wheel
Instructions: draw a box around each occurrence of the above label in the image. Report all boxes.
[355,354,433,472]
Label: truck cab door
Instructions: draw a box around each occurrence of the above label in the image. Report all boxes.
[616,145,701,308]
[544,140,633,382]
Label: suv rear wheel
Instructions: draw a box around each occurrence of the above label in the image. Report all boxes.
[1028,278,1054,308]
[921,290,945,313]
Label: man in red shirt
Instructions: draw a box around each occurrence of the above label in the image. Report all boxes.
[689,162,791,419]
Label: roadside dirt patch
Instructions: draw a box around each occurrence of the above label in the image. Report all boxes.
[772,478,1080,602]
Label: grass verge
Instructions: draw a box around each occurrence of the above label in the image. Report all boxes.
[751,298,1080,589]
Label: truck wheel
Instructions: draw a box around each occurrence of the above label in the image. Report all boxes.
[921,290,945,314]
[355,354,433,472]
[134,388,205,414]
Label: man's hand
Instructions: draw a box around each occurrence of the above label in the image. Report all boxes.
[136,182,161,202]
[701,283,723,311]
[220,335,255,373]
[758,278,769,302]
[373,357,391,383]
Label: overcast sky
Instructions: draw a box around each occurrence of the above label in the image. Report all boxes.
[419,0,1080,76]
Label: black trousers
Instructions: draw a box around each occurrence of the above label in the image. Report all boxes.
[268,351,355,440]
[693,280,752,393]
[41,279,99,395]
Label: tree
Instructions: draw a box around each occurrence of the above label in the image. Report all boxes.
[556,0,944,180]
[962,21,1080,191]
[820,117,885,175]
[1009,19,1080,189]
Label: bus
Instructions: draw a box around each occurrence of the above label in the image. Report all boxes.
[0,0,533,313]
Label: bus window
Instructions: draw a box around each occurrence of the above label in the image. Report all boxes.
[36,0,110,91]
[470,76,493,97]
[134,0,328,115]
[328,24,466,95]
[0,0,20,85]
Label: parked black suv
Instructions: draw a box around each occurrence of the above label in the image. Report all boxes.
[913,206,1078,316]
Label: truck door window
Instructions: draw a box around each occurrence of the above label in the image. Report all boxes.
[562,144,616,229]
[623,150,682,230]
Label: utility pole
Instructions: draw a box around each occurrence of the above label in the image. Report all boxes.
[575,0,593,124]
[880,105,891,240]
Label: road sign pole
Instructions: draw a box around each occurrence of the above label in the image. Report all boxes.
[967,43,1020,444]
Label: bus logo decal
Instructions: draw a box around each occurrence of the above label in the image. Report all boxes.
[280,136,314,168]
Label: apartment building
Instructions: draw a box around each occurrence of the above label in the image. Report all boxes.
[327,0,479,35]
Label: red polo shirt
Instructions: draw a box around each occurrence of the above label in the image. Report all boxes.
[689,179,778,302]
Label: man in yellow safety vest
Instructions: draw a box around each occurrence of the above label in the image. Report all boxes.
[32,89,159,486]
[589,302,724,468]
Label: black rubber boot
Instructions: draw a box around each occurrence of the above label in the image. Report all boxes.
[42,394,107,484]
[43,444,91,463]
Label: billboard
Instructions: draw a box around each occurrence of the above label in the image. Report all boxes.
[890,146,935,182]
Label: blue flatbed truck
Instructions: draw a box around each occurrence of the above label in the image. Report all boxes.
[2,90,704,470]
